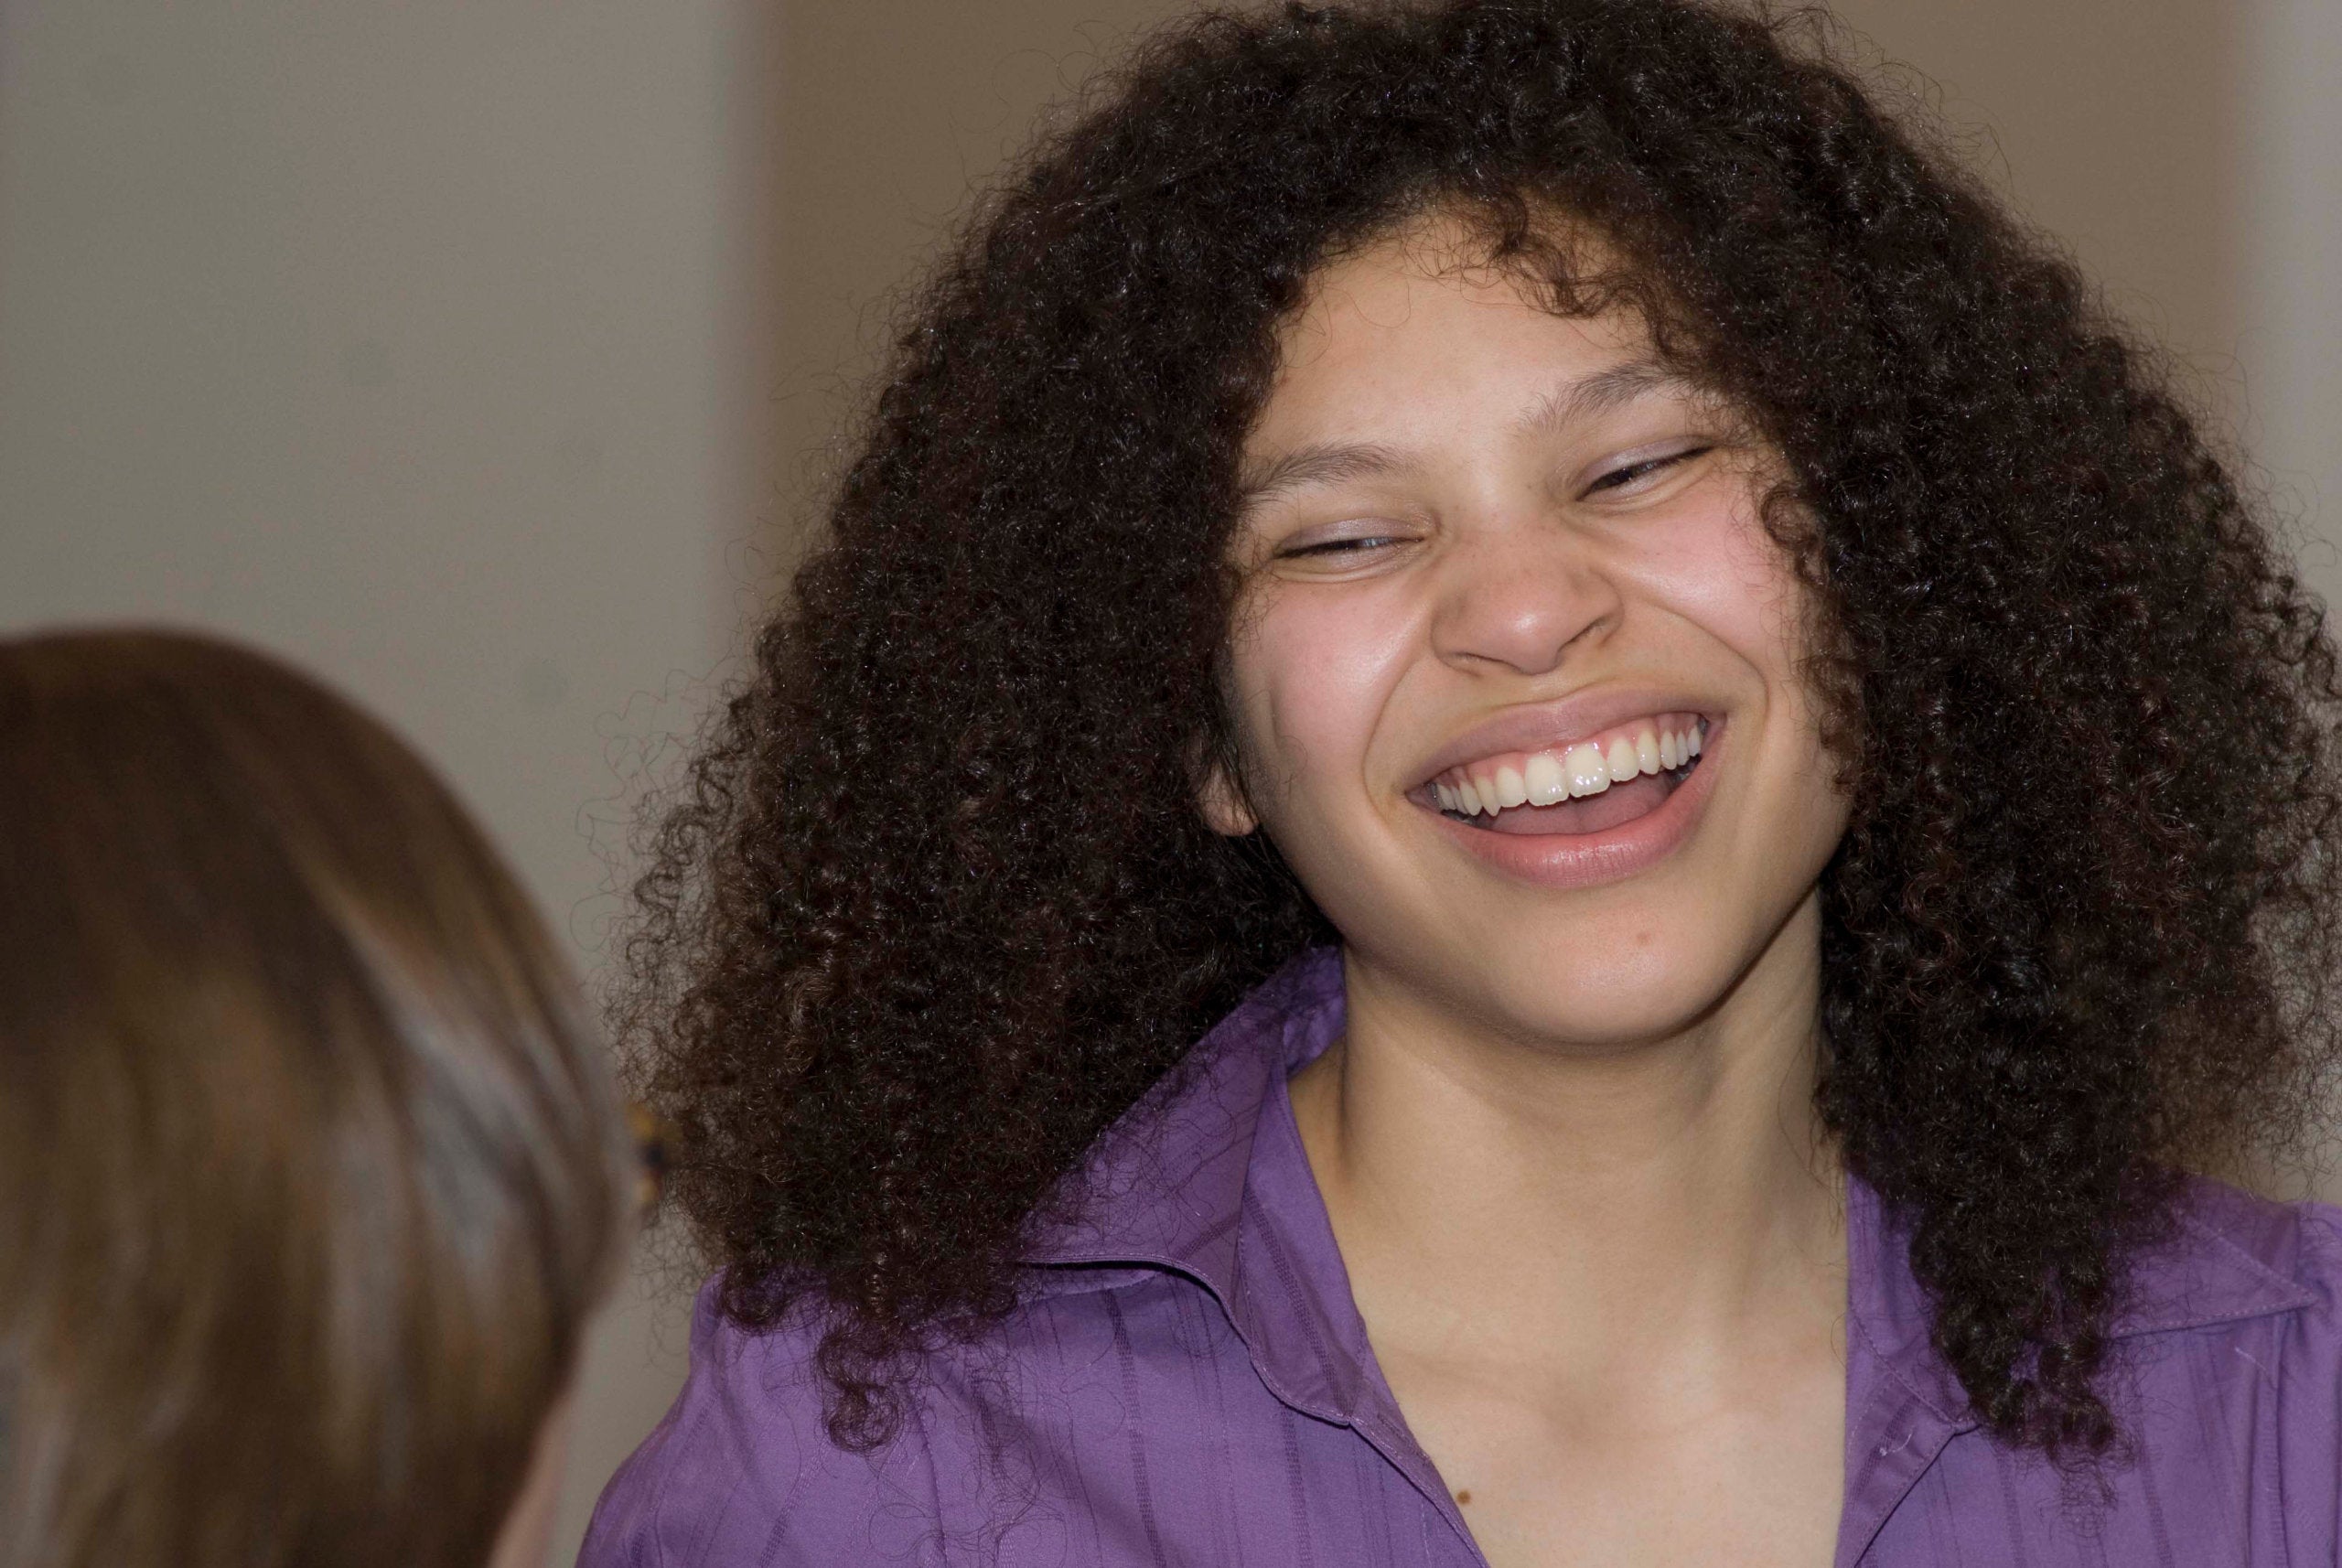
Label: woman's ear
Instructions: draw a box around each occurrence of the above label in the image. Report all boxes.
[1195,757,1260,838]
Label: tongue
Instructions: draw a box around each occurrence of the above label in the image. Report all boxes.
[1483,771,1676,835]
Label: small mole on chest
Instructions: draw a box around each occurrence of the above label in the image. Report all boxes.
[1453,1489,1472,1506]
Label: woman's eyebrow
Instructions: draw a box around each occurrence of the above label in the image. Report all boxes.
[1235,441,1411,510]
[1235,361,1689,510]
[1514,358,1688,437]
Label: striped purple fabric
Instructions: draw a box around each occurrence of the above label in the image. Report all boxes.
[580,950,2342,1566]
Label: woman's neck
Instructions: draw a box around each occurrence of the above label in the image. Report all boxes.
[1289,891,1844,1386]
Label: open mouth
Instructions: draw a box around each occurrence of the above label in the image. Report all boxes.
[1420,713,1711,837]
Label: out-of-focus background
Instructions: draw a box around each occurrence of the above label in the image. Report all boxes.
[1,1,2334,1558]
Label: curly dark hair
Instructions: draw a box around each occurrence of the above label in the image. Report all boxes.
[624,0,2342,1455]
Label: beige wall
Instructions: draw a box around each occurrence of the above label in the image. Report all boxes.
[1,2,2333,1563]
[768,0,1203,532]
[2241,0,2342,615]
[1830,0,2240,372]
[1822,0,2338,609]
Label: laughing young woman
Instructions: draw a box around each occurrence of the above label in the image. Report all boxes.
[585,4,2342,1563]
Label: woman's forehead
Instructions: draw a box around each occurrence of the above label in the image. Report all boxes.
[1252,244,1671,453]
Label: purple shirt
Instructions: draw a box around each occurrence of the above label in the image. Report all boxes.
[582,950,2342,1565]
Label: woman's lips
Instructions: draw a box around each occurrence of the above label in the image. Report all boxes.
[1418,721,1724,890]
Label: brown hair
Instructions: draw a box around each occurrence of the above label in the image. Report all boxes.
[0,629,633,1568]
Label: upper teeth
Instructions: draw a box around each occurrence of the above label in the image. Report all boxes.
[1433,719,1704,817]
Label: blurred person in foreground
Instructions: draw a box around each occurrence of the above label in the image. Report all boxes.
[0,629,636,1568]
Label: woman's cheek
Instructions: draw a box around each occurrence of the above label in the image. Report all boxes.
[1630,489,1807,678]
[1241,580,1423,819]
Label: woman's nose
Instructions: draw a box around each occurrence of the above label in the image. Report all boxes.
[1427,530,1622,678]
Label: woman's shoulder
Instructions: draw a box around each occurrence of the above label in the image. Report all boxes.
[2103,1181,2342,1553]
[577,1265,1199,1568]
[577,1276,925,1568]
[2132,1178,2342,1452]
[1861,1178,2342,1563]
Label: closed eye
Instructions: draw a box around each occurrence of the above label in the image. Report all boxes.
[1277,533,1406,559]
[1585,446,1714,496]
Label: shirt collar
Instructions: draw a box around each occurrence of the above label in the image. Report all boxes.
[1026,945,2315,1438]
[1024,947,1379,1423]
[1024,947,1334,1283]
